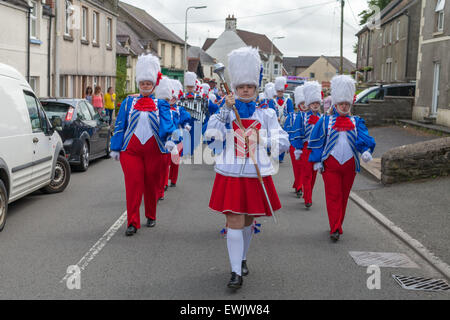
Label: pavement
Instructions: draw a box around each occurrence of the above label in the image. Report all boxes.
[353,124,450,279]
[0,143,449,299]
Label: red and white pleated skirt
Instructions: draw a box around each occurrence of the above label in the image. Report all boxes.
[209,173,281,217]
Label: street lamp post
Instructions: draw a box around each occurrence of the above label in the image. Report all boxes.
[270,36,285,83]
[184,6,207,75]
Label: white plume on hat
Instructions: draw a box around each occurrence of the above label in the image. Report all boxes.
[331,75,356,105]
[184,72,197,87]
[294,86,305,105]
[136,54,160,84]
[170,79,183,99]
[264,82,275,99]
[274,76,287,92]
[259,92,266,101]
[228,46,261,91]
[155,76,172,100]
[303,81,322,106]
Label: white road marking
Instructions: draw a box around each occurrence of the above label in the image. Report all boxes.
[60,211,128,284]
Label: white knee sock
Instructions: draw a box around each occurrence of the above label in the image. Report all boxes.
[242,225,253,261]
[227,228,244,276]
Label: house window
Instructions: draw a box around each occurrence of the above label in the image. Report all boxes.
[60,76,67,97]
[126,55,131,68]
[383,28,387,46]
[394,62,398,81]
[274,63,279,76]
[93,76,98,88]
[81,7,88,40]
[389,24,393,43]
[436,0,446,32]
[106,18,112,47]
[397,21,400,41]
[29,76,39,93]
[30,1,38,39]
[310,72,315,79]
[381,64,384,81]
[65,0,73,36]
[107,77,111,90]
[93,12,99,44]
[161,43,166,65]
[171,45,176,68]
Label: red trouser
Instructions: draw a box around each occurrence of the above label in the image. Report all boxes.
[300,142,317,204]
[289,146,302,192]
[120,135,166,228]
[159,153,171,198]
[168,147,182,185]
[322,155,356,234]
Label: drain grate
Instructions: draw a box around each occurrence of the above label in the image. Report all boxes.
[392,275,450,292]
[349,251,419,268]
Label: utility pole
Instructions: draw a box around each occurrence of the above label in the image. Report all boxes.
[340,0,344,74]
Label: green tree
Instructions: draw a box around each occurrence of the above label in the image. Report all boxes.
[358,0,392,25]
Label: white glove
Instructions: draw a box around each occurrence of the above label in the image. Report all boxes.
[361,151,373,163]
[313,162,323,172]
[184,124,192,132]
[110,151,120,161]
[165,141,176,153]
[294,149,302,160]
[217,107,231,123]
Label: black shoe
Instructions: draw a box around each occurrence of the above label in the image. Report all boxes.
[158,196,164,201]
[227,272,243,289]
[164,185,168,191]
[330,231,340,242]
[305,202,312,208]
[241,260,249,276]
[146,218,156,228]
[296,189,303,198]
[125,225,137,236]
[170,183,176,187]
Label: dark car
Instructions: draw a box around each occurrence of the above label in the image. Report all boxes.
[40,98,111,172]
[355,83,416,104]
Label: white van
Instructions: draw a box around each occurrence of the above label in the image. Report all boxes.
[0,63,71,231]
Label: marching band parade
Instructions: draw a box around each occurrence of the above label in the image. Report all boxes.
[108,47,376,289]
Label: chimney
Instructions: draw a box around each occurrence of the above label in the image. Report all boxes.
[225,14,237,31]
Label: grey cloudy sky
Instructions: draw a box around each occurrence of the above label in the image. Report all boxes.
[121,0,369,63]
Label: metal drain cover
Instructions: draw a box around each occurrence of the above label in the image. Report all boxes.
[349,251,419,268]
[393,275,450,292]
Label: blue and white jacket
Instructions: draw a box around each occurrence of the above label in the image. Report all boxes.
[111,95,176,153]
[308,114,376,172]
[289,111,322,150]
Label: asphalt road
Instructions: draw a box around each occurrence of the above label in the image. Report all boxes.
[0,152,448,300]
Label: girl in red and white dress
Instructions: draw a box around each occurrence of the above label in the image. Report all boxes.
[205,47,290,289]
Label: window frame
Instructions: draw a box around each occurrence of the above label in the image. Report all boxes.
[30,1,38,39]
[92,11,99,44]
[106,17,112,47]
[81,6,88,41]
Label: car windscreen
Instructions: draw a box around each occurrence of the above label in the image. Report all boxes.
[356,88,375,102]
[41,102,71,119]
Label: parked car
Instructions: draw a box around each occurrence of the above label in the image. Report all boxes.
[355,83,416,104]
[0,63,71,231]
[40,98,112,172]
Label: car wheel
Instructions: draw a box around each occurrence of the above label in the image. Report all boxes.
[75,141,90,172]
[104,136,111,159]
[41,155,71,194]
[0,180,8,232]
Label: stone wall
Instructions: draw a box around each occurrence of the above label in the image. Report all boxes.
[353,96,414,127]
[381,137,450,184]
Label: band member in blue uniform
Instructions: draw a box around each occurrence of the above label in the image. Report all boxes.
[308,75,376,242]
[110,54,177,235]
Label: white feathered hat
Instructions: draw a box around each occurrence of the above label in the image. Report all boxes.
[331,75,356,105]
[274,76,287,92]
[201,83,210,96]
[184,72,197,87]
[136,54,161,85]
[208,92,217,102]
[259,92,266,101]
[170,79,183,99]
[264,82,275,99]
[294,86,305,105]
[303,81,322,106]
[228,46,261,91]
[155,76,172,100]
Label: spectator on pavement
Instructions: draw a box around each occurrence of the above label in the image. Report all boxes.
[104,87,116,125]
[92,86,104,115]
[85,86,93,104]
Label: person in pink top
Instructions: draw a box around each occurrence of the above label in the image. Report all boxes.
[92,86,104,114]
[323,89,333,115]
